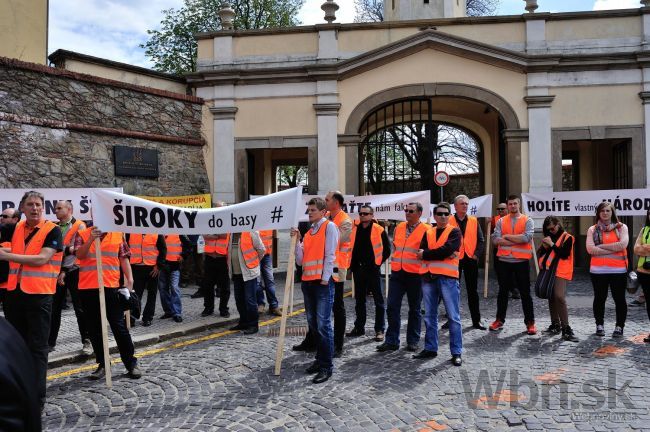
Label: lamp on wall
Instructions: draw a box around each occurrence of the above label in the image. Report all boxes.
[524,0,538,13]
[321,0,340,23]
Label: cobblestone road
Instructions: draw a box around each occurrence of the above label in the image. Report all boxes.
[43,272,650,431]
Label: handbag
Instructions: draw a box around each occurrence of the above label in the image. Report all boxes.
[627,271,640,294]
[535,251,558,299]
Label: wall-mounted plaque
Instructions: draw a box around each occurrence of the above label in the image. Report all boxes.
[113,146,159,178]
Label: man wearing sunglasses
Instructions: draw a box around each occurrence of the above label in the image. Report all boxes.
[416,202,463,365]
[378,202,428,352]
[448,195,486,330]
[346,205,391,341]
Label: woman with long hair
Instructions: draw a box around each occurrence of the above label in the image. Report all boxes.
[586,202,629,337]
[633,208,650,343]
[538,216,578,341]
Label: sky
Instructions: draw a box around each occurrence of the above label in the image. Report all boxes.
[48,0,640,69]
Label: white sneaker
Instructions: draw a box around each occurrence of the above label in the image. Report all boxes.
[612,326,624,338]
[82,339,94,356]
[595,325,605,336]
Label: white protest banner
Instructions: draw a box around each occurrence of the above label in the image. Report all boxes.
[91,187,303,235]
[0,188,122,221]
[429,194,493,218]
[522,189,650,217]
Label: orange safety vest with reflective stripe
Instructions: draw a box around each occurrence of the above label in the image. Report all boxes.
[129,234,159,266]
[331,210,352,270]
[496,214,533,260]
[260,230,273,255]
[63,219,84,246]
[391,222,428,273]
[421,225,460,278]
[302,220,330,282]
[7,220,62,294]
[589,227,628,273]
[205,235,229,255]
[0,241,11,289]
[448,215,478,259]
[539,231,574,280]
[77,230,122,290]
[240,232,261,269]
[164,235,182,262]
[350,220,385,266]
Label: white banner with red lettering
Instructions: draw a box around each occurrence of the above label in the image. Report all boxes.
[522,189,650,217]
[91,187,303,234]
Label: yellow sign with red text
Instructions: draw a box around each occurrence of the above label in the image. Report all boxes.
[139,193,212,209]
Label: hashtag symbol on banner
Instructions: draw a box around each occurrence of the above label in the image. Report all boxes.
[271,206,284,223]
[470,206,477,215]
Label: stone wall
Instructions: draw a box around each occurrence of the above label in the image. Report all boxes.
[0,57,209,196]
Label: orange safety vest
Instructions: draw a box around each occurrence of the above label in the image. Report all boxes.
[7,220,62,294]
[448,215,478,259]
[589,226,628,273]
[260,230,273,255]
[0,241,11,289]
[205,235,230,255]
[63,219,85,246]
[491,215,501,231]
[391,222,428,273]
[302,220,331,282]
[539,231,574,281]
[330,210,352,270]
[496,214,533,260]
[164,235,182,262]
[77,230,122,290]
[421,225,460,278]
[350,220,385,266]
[129,234,159,266]
[240,232,261,269]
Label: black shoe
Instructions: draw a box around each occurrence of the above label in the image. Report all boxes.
[441,321,450,330]
[511,290,521,299]
[544,323,562,335]
[128,365,143,379]
[562,326,579,342]
[160,313,173,319]
[451,355,462,366]
[376,343,399,352]
[190,290,203,299]
[173,316,183,323]
[334,347,343,358]
[243,327,258,335]
[312,370,332,384]
[230,324,247,331]
[142,320,152,327]
[644,334,650,343]
[413,349,437,359]
[292,342,316,352]
[215,290,220,298]
[305,362,320,374]
[220,311,230,318]
[405,344,418,352]
[201,309,214,317]
[47,346,55,353]
[89,365,105,380]
[472,322,487,330]
[346,328,365,337]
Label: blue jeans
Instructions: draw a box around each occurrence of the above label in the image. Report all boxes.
[385,271,422,347]
[233,275,259,329]
[158,268,182,317]
[301,279,335,373]
[422,275,463,355]
[256,254,279,309]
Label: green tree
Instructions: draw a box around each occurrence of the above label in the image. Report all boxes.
[142,0,304,74]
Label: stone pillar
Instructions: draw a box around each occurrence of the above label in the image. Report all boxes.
[210,106,237,203]
[314,101,341,195]
[524,94,555,194]
[642,0,650,50]
[524,12,549,54]
[339,134,361,195]
[640,88,650,187]
[502,129,528,197]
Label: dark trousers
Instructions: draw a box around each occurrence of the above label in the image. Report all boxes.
[4,289,52,405]
[385,270,423,347]
[132,264,158,322]
[79,289,137,371]
[459,257,481,325]
[637,272,650,322]
[495,260,534,324]
[202,255,230,314]
[233,275,259,329]
[181,246,204,285]
[590,272,627,327]
[49,268,88,347]
[352,264,385,332]
[301,281,346,350]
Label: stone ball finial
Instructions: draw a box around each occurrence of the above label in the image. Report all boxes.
[642,0,650,7]
[524,0,538,13]
[219,3,236,30]
[321,0,339,23]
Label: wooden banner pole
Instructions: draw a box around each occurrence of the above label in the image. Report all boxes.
[483,222,492,299]
[94,238,112,388]
[384,259,389,298]
[531,238,540,276]
[274,235,297,376]
[288,259,295,315]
